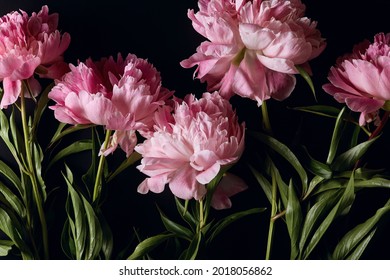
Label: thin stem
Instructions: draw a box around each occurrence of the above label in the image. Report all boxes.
[354,111,390,169]
[265,167,278,260]
[271,209,286,222]
[198,199,205,232]
[92,129,112,203]
[261,100,278,260]
[370,111,390,140]
[261,101,273,135]
[20,92,49,259]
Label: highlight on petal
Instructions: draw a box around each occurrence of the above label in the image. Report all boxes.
[169,164,206,200]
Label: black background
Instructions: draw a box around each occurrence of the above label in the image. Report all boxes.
[0,0,389,259]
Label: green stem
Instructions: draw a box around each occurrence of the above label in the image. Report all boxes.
[261,101,273,135]
[198,199,205,232]
[92,129,112,203]
[261,100,277,260]
[265,167,278,260]
[20,92,49,259]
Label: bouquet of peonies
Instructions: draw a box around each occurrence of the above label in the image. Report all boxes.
[0,0,389,260]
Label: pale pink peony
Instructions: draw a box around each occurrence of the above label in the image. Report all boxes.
[181,0,325,105]
[48,53,173,157]
[211,173,247,209]
[323,33,390,126]
[135,92,246,209]
[0,5,70,108]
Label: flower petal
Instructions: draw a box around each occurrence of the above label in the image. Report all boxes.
[211,173,247,210]
[169,164,207,200]
[0,78,21,109]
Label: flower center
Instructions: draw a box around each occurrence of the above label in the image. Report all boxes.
[232,47,246,66]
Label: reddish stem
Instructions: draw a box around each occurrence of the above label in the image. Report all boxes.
[370,111,390,140]
[354,111,390,169]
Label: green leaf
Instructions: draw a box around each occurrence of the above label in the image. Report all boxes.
[299,146,332,179]
[106,152,142,183]
[33,142,46,201]
[286,180,303,260]
[299,189,342,257]
[301,172,356,259]
[312,177,390,196]
[349,125,361,149]
[62,164,106,260]
[0,110,23,168]
[82,127,100,192]
[9,108,24,155]
[354,177,390,188]
[184,231,202,260]
[49,123,94,148]
[31,83,52,136]
[0,207,33,259]
[249,131,308,194]
[0,181,25,219]
[331,136,379,172]
[60,219,74,259]
[249,164,273,204]
[336,168,385,180]
[0,109,10,138]
[175,198,197,231]
[207,208,266,244]
[270,162,288,209]
[303,175,325,200]
[48,122,67,147]
[47,140,93,171]
[63,166,87,260]
[203,165,230,223]
[0,160,23,196]
[310,178,348,196]
[296,65,316,100]
[0,240,14,256]
[127,233,174,260]
[345,229,377,260]
[292,105,341,118]
[326,107,347,165]
[99,213,113,260]
[157,206,193,241]
[332,199,390,259]
[81,195,103,260]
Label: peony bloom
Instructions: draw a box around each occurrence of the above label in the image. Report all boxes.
[0,5,70,109]
[48,53,173,156]
[135,92,246,209]
[323,33,390,126]
[181,0,325,105]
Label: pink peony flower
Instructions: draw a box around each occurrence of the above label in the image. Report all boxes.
[211,173,247,209]
[48,53,173,157]
[323,33,390,126]
[180,0,325,105]
[135,92,246,209]
[0,5,70,109]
